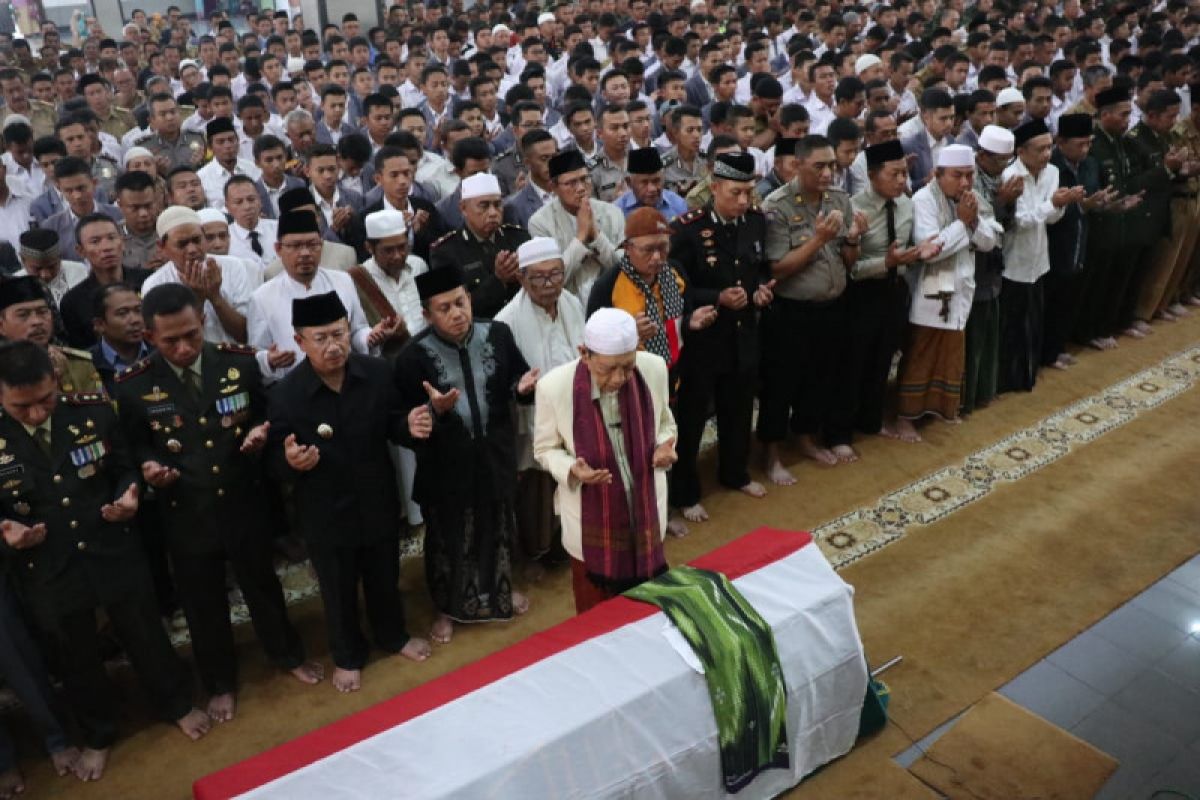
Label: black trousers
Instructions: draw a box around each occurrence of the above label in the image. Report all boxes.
[1095,243,1147,336]
[998,277,1044,394]
[0,577,69,769]
[308,537,409,670]
[1042,268,1086,366]
[46,582,193,749]
[171,536,305,696]
[1074,236,1118,343]
[1117,244,1159,330]
[844,277,909,435]
[138,494,177,616]
[670,354,755,508]
[756,295,853,447]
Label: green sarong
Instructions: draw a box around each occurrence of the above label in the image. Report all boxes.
[624,566,790,793]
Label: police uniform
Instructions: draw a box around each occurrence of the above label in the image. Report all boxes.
[591,150,628,202]
[98,106,137,140]
[490,147,525,197]
[51,346,105,396]
[137,129,207,171]
[122,224,159,271]
[668,173,768,507]
[661,146,708,196]
[0,100,55,138]
[428,223,530,319]
[0,390,194,749]
[91,155,121,202]
[115,342,306,696]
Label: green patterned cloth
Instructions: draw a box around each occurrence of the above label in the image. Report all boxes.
[625,566,790,792]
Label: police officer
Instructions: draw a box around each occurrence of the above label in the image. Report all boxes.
[428,172,530,319]
[115,285,322,721]
[0,276,104,396]
[0,340,209,782]
[668,152,774,521]
[78,74,137,140]
[135,92,206,172]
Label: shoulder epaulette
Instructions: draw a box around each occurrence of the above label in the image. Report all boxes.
[747,204,765,215]
[62,392,109,406]
[60,346,93,360]
[431,230,456,249]
[114,357,153,383]
[678,208,705,224]
[501,223,524,231]
[216,342,256,355]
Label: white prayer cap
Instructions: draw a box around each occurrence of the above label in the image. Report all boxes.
[936,144,975,169]
[978,125,1015,156]
[460,173,502,201]
[855,54,882,75]
[123,146,153,167]
[178,59,199,72]
[584,308,639,356]
[690,0,706,8]
[492,23,512,35]
[286,56,305,74]
[996,87,1025,107]
[517,237,562,270]
[537,12,556,24]
[365,209,407,239]
[156,205,203,238]
[197,208,228,226]
[2,114,29,130]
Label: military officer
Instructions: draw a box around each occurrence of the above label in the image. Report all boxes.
[0,68,56,138]
[0,340,210,783]
[116,284,322,722]
[135,93,206,172]
[0,277,105,396]
[78,74,137,140]
[428,172,530,319]
[668,152,774,522]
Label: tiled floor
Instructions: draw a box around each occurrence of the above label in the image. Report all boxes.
[893,553,1200,799]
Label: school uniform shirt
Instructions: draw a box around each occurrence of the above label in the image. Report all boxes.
[197,157,262,212]
[140,255,257,344]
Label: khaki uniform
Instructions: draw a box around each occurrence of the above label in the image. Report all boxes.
[590,151,628,202]
[122,225,159,271]
[1064,99,1096,117]
[97,106,137,140]
[136,130,207,171]
[0,100,56,138]
[52,346,105,396]
[662,147,707,196]
[91,156,120,202]
[763,182,853,302]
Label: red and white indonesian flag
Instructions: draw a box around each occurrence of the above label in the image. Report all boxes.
[195,529,867,800]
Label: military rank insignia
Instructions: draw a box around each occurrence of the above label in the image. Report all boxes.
[216,392,249,427]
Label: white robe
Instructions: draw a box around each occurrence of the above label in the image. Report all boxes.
[528,197,625,309]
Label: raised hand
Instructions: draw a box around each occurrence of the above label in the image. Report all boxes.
[266,344,296,370]
[101,483,139,522]
[753,279,776,307]
[688,305,718,330]
[423,380,460,415]
[718,285,748,310]
[848,209,870,240]
[652,437,678,468]
[1,519,46,549]
[634,312,658,342]
[570,457,612,485]
[407,404,433,439]
[494,250,520,283]
[997,175,1025,205]
[517,368,540,395]
[283,434,320,471]
[576,198,596,243]
[957,191,978,226]
[368,315,404,347]
[914,235,943,261]
[141,460,181,488]
[239,422,270,453]
[815,209,844,243]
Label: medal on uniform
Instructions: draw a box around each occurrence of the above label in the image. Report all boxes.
[167,438,182,453]
[0,454,14,465]
[317,423,333,439]
[221,416,233,428]
[78,465,95,478]
[70,440,108,467]
[85,419,94,429]
[13,501,29,515]
[227,368,240,381]
[142,386,168,402]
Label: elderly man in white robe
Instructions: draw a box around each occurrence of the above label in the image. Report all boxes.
[895,144,1001,441]
[528,149,626,308]
[533,307,677,614]
[495,237,586,568]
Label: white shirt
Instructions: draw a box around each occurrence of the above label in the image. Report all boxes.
[415,151,459,203]
[1001,158,1064,284]
[310,187,341,229]
[197,157,262,212]
[141,254,256,343]
[181,110,213,136]
[362,255,427,336]
[16,259,87,306]
[528,196,625,308]
[259,176,289,217]
[228,218,278,274]
[0,180,32,244]
[4,154,44,195]
[247,268,373,380]
[910,182,1000,330]
[399,79,425,109]
[805,96,837,136]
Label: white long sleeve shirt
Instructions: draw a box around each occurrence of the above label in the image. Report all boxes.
[1000,159,1065,284]
[910,181,1000,330]
[527,196,625,309]
[140,255,256,344]
[197,157,262,212]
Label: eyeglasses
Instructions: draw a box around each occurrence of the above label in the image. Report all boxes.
[280,240,322,253]
[303,329,349,348]
[525,268,565,286]
[557,174,591,190]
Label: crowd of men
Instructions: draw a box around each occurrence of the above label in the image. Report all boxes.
[0,0,1195,793]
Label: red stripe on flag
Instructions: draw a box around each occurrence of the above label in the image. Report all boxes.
[194,528,813,800]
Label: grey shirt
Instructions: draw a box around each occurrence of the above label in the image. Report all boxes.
[764,179,853,302]
[850,187,915,281]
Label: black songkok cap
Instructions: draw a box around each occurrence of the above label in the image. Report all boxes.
[548,149,587,179]
[19,228,59,256]
[206,116,237,139]
[416,265,466,301]
[291,291,347,328]
[712,152,756,181]
[1013,119,1051,147]
[277,209,321,237]
[279,187,316,215]
[864,139,907,168]
[0,276,47,311]
[1095,87,1131,110]
[77,73,106,93]
[1057,113,1093,139]
[774,138,801,158]
[627,147,663,175]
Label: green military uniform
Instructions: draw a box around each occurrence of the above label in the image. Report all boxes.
[114,341,306,696]
[591,151,628,202]
[0,99,56,138]
[1169,116,1200,300]
[0,390,195,748]
[1075,122,1133,342]
[97,106,137,140]
[662,146,708,196]
[53,346,105,396]
[1123,120,1178,323]
[428,223,530,319]
[135,129,207,171]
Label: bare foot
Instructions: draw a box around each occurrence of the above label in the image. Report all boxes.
[71,748,108,782]
[893,418,923,443]
[1134,319,1152,334]
[206,692,236,723]
[765,458,796,486]
[399,638,432,662]
[740,481,767,499]
[1062,353,1078,365]
[666,516,689,538]
[331,667,362,692]
[0,767,23,797]
[1124,326,1146,339]
[430,614,453,645]
[830,444,859,464]
[1187,295,1200,307]
[512,591,531,615]
[176,708,212,740]
[681,503,708,522]
[1102,336,1119,350]
[50,747,79,777]
[797,435,837,466]
[1051,355,1071,370]
[1169,302,1189,316]
[289,661,324,685]
[1156,309,1178,322]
